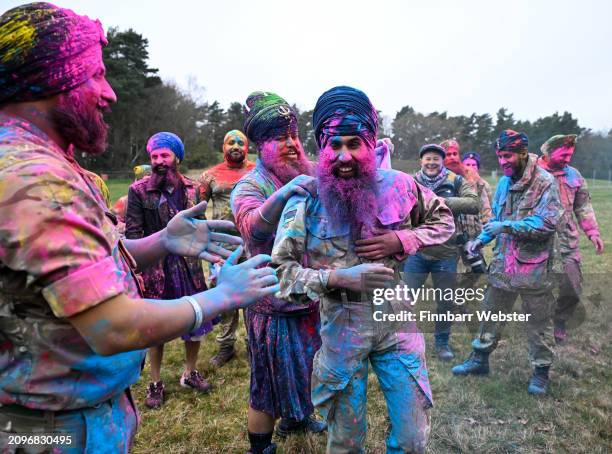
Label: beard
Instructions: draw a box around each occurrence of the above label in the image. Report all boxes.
[260,145,312,183]
[51,89,109,155]
[225,149,246,165]
[317,149,378,237]
[150,161,181,190]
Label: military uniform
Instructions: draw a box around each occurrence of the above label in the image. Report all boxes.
[0,114,144,452]
[272,169,455,453]
[472,154,563,367]
[537,158,600,327]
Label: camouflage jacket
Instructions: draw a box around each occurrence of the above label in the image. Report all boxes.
[197,159,256,225]
[456,176,493,240]
[537,157,600,261]
[0,113,145,410]
[231,160,319,314]
[271,169,455,304]
[415,170,480,260]
[125,174,206,299]
[478,154,563,292]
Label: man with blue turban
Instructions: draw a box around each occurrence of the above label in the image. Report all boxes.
[272,86,456,453]
[125,132,214,408]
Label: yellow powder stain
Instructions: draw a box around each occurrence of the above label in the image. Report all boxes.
[0,18,37,64]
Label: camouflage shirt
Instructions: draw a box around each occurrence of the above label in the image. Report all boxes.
[271,169,455,304]
[197,159,256,225]
[478,154,563,292]
[231,161,319,314]
[0,113,145,410]
[537,157,600,261]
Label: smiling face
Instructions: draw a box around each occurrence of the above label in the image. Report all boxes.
[420,151,444,177]
[496,150,525,177]
[321,135,372,179]
[259,130,311,183]
[547,145,575,170]
[149,148,177,174]
[50,47,117,155]
[223,132,248,164]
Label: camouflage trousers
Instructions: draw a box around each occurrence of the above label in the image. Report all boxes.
[553,257,582,326]
[215,309,239,348]
[0,390,138,454]
[472,286,555,367]
[312,295,431,454]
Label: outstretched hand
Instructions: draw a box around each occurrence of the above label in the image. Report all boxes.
[216,246,280,308]
[165,201,243,263]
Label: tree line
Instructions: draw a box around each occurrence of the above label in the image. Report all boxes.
[81,28,612,179]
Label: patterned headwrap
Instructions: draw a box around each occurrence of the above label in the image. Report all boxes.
[462,151,481,168]
[243,91,297,145]
[312,86,378,149]
[540,134,577,155]
[440,139,460,152]
[0,2,107,103]
[133,164,152,180]
[223,129,248,146]
[495,129,528,154]
[146,132,185,162]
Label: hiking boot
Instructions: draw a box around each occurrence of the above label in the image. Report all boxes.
[210,345,236,368]
[275,415,327,438]
[528,366,550,395]
[180,370,212,393]
[145,381,165,409]
[246,442,277,454]
[452,351,490,376]
[435,343,455,362]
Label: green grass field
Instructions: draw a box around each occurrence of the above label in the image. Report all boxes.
[108,175,612,454]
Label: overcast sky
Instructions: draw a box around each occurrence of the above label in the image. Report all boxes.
[4,0,612,132]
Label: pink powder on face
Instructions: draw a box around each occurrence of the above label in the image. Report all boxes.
[259,136,312,183]
[317,146,378,234]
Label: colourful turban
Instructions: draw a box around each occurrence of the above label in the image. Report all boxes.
[441,139,460,152]
[223,129,248,145]
[133,164,152,180]
[146,132,185,162]
[0,2,106,103]
[243,91,297,145]
[312,86,378,149]
[540,134,577,155]
[495,129,528,153]
[462,151,481,168]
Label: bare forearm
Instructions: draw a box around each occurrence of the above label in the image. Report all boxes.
[69,287,233,355]
[123,230,168,269]
[250,190,289,238]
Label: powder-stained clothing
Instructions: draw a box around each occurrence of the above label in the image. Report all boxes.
[537,158,600,324]
[536,159,600,261]
[197,158,255,348]
[477,154,563,293]
[230,160,320,420]
[272,169,455,453]
[0,114,144,450]
[456,176,493,240]
[125,174,211,339]
[471,154,562,368]
[198,159,256,224]
[415,170,479,260]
